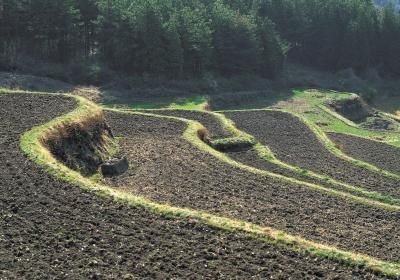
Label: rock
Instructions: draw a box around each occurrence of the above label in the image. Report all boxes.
[101,157,129,177]
[315,121,329,127]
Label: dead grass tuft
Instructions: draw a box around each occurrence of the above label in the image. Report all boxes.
[197,127,211,145]
[42,110,105,144]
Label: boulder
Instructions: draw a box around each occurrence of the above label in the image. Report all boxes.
[101,157,129,177]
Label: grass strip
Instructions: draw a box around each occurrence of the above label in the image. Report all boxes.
[208,109,400,206]
[289,108,400,181]
[218,108,400,180]
[112,108,400,212]
[13,91,400,278]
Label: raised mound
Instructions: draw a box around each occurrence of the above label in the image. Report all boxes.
[329,94,400,130]
[329,94,373,122]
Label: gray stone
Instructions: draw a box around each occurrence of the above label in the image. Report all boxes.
[101,157,129,177]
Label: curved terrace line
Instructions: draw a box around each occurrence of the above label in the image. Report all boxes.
[218,108,400,181]
[7,90,399,278]
[136,107,400,206]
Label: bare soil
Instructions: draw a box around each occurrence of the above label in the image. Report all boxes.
[225,149,365,196]
[329,132,400,175]
[224,110,400,199]
[0,94,384,279]
[151,110,368,199]
[104,111,400,264]
[149,110,232,139]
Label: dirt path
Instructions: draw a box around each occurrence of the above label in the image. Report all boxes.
[1,94,383,279]
[225,110,400,199]
[104,111,400,264]
[329,132,400,175]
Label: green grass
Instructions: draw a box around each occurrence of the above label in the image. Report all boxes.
[279,89,400,147]
[102,95,208,110]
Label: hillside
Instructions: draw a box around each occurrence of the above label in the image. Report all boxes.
[1,0,400,278]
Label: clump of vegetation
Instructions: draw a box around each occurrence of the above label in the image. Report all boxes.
[44,111,117,176]
[210,137,256,152]
[197,127,211,145]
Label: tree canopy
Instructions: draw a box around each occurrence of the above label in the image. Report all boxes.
[0,0,399,80]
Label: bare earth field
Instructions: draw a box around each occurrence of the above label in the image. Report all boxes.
[148,109,232,139]
[1,94,389,279]
[104,111,400,263]
[329,132,400,175]
[154,109,364,197]
[224,110,400,199]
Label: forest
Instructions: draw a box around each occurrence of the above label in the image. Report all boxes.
[1,0,400,82]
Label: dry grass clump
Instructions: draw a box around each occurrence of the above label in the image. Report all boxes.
[42,110,116,176]
[197,127,211,145]
[42,110,105,143]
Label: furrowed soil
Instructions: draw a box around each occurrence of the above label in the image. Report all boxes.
[1,94,383,279]
[224,110,400,199]
[329,132,400,175]
[104,111,400,263]
[148,110,232,139]
[151,110,357,198]
[225,149,349,190]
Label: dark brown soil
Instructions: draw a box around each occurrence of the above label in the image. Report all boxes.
[329,132,400,175]
[104,111,400,264]
[224,110,400,199]
[151,110,363,197]
[226,149,363,195]
[1,94,384,279]
[149,109,232,139]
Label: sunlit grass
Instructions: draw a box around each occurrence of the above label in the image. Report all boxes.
[275,89,400,148]
[102,95,208,110]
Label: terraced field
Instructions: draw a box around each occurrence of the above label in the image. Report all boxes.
[225,110,400,199]
[148,109,232,139]
[1,91,400,278]
[329,132,400,175]
[104,110,400,263]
